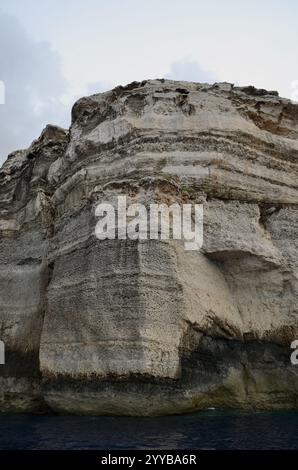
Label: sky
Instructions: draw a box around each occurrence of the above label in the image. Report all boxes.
[0,0,297,163]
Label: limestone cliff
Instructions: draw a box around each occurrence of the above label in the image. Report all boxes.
[1,79,298,415]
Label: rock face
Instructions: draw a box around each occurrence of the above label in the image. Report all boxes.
[1,79,298,415]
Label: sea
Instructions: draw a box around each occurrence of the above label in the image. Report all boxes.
[0,410,297,450]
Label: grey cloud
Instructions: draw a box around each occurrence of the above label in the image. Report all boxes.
[0,12,70,164]
[165,59,217,84]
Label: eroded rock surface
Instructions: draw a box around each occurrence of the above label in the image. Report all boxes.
[1,80,298,414]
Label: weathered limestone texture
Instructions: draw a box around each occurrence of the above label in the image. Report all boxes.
[1,79,298,414]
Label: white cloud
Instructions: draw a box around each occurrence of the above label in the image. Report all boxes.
[164,59,217,84]
[85,81,113,96]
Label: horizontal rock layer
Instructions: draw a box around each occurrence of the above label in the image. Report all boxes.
[0,79,298,414]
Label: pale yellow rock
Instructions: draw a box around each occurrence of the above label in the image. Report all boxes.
[0,80,298,415]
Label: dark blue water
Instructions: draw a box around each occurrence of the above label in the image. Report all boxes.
[0,411,297,450]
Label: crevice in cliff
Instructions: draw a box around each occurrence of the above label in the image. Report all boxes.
[258,203,283,227]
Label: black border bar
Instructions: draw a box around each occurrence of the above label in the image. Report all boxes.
[0,450,297,467]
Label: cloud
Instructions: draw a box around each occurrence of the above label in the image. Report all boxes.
[164,59,217,84]
[85,81,113,96]
[0,12,71,164]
